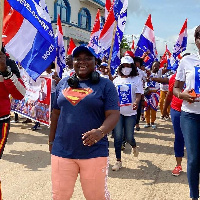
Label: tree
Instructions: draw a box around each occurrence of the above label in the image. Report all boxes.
[120,36,130,56]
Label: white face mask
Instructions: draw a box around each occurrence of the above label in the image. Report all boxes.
[121,67,132,76]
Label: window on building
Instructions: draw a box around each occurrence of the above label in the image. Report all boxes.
[100,16,105,27]
[78,8,91,31]
[55,0,70,22]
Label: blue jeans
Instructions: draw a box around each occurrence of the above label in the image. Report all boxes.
[170,108,184,157]
[113,114,136,159]
[181,111,200,198]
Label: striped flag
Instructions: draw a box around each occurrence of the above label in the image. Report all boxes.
[3,0,56,80]
[111,0,128,74]
[55,14,66,78]
[160,44,171,68]
[105,0,112,20]
[99,3,115,63]
[131,39,135,52]
[172,19,187,59]
[67,38,76,55]
[88,9,101,57]
[135,14,157,68]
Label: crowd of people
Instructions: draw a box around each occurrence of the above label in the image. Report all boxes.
[1,26,200,200]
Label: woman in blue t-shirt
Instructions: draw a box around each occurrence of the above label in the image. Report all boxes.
[49,45,120,200]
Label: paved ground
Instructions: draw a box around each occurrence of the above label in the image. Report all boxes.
[1,111,191,200]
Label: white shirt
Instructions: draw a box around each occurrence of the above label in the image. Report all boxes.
[137,68,147,82]
[100,74,109,79]
[113,76,143,116]
[176,53,200,114]
[145,68,162,91]
[62,68,75,79]
[160,71,174,91]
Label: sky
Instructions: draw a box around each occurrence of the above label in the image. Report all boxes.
[102,0,200,57]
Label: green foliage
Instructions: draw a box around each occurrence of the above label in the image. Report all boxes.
[120,36,130,50]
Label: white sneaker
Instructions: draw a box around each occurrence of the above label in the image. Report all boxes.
[151,124,157,130]
[112,161,122,171]
[133,147,139,157]
[165,116,170,121]
[144,124,150,128]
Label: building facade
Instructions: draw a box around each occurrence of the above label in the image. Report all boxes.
[46,0,105,49]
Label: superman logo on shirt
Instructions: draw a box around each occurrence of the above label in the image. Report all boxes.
[62,87,93,106]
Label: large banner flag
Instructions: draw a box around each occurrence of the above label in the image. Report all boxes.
[105,0,112,20]
[67,38,76,55]
[99,0,128,74]
[88,9,101,57]
[110,0,128,74]
[11,69,51,126]
[3,0,56,81]
[55,14,66,78]
[172,19,187,59]
[135,14,157,68]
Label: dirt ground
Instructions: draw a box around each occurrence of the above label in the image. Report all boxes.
[1,111,191,200]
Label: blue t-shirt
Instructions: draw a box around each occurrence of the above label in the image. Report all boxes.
[51,77,119,159]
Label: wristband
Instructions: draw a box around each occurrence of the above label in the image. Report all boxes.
[98,128,105,137]
[48,141,54,145]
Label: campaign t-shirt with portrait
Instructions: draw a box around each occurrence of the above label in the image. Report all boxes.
[176,53,200,114]
[145,68,162,91]
[113,76,143,116]
[52,77,119,159]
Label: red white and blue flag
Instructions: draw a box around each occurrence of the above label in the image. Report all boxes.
[160,44,171,68]
[111,0,128,74]
[67,38,76,55]
[99,0,128,74]
[99,3,115,60]
[131,39,135,52]
[172,19,187,59]
[55,14,66,78]
[135,14,157,68]
[3,0,56,81]
[105,0,112,20]
[88,9,101,57]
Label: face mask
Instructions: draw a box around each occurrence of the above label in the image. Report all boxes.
[121,67,132,76]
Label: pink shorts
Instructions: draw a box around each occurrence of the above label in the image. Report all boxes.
[51,155,110,200]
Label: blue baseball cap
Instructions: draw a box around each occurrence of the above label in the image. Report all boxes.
[72,45,97,58]
[100,62,108,67]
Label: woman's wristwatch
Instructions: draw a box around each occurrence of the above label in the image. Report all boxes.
[0,66,12,79]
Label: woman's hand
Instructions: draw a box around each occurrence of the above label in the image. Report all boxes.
[132,102,138,110]
[82,129,103,146]
[179,89,199,103]
[49,144,52,153]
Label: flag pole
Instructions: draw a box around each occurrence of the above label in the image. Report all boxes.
[0,0,4,47]
[107,20,117,68]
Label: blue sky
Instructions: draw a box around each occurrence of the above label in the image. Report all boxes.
[101,0,200,56]
[124,0,200,56]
